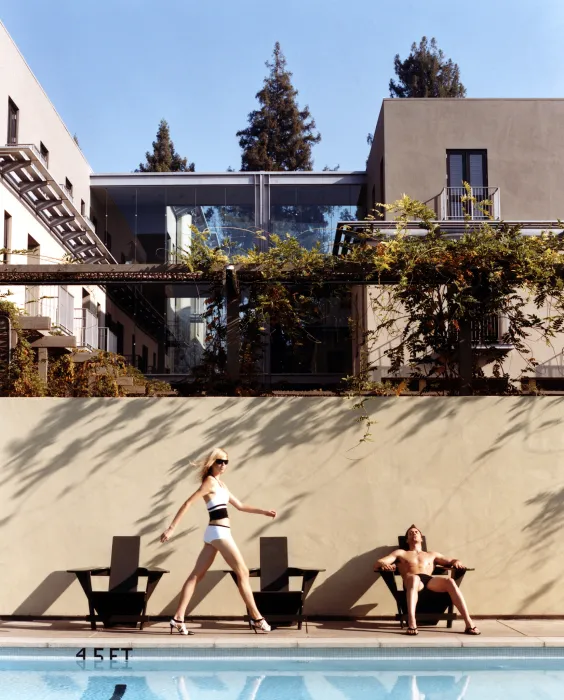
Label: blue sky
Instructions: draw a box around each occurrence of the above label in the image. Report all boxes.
[2,0,564,174]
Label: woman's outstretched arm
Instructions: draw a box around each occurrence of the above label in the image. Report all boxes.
[160,478,214,542]
[229,492,276,518]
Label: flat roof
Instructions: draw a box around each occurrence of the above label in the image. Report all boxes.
[91,171,367,187]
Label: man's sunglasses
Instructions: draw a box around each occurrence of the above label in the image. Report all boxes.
[215,459,229,465]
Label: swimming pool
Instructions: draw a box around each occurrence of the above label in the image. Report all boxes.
[1,647,564,699]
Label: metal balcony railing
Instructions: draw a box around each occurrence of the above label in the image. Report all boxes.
[98,327,118,353]
[60,183,73,201]
[471,314,501,344]
[74,307,98,350]
[25,285,75,335]
[440,187,500,220]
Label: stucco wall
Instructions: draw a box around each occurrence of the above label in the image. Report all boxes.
[369,99,564,221]
[0,22,92,208]
[0,396,563,618]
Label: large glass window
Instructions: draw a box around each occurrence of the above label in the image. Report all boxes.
[94,185,258,264]
[270,185,363,253]
[270,294,352,375]
[89,178,361,381]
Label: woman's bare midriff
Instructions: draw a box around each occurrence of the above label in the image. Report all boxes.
[209,517,230,527]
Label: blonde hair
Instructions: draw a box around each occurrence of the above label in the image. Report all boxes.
[195,447,229,483]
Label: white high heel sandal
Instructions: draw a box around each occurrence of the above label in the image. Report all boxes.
[249,617,271,633]
[169,618,194,635]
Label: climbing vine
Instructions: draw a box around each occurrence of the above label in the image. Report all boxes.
[180,191,564,405]
[0,299,172,397]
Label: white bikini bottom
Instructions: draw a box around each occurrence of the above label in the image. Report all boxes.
[204,524,233,545]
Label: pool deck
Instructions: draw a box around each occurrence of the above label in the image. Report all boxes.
[1,619,564,648]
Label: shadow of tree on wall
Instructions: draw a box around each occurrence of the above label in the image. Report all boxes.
[0,397,379,615]
[5,395,549,618]
[514,397,564,613]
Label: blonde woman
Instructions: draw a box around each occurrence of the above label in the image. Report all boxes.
[160,447,276,635]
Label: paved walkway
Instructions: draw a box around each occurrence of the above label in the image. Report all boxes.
[1,619,564,648]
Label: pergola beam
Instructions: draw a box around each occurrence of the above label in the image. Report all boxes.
[0,262,395,285]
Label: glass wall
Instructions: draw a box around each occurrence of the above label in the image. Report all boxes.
[90,176,364,379]
[96,185,258,264]
[269,184,363,253]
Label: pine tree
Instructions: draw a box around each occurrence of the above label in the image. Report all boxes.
[137,119,194,172]
[237,43,321,171]
[389,37,466,98]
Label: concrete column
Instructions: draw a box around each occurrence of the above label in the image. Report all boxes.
[458,320,473,396]
[225,268,240,382]
[37,347,48,383]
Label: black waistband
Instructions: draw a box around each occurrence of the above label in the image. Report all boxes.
[209,507,228,522]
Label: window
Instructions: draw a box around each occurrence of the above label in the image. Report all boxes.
[80,199,85,216]
[27,234,40,263]
[379,157,385,205]
[39,142,49,168]
[447,150,487,188]
[3,212,12,264]
[65,178,73,198]
[7,98,18,145]
[152,352,157,372]
[116,322,124,355]
[446,150,488,219]
[141,345,149,373]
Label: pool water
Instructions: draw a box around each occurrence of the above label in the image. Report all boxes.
[1,655,564,699]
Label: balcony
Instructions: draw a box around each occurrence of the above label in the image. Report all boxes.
[0,143,113,263]
[74,307,99,350]
[25,285,74,335]
[470,314,513,350]
[98,326,118,353]
[440,187,500,221]
[60,182,73,202]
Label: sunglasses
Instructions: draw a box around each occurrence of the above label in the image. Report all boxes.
[215,459,229,465]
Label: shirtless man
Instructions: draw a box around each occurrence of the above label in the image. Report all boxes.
[375,525,480,636]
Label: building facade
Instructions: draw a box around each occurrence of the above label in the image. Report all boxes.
[358,98,564,385]
[3,18,564,389]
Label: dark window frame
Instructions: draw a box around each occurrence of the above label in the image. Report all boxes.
[446,149,488,188]
[7,98,18,145]
[39,141,49,167]
[3,212,12,264]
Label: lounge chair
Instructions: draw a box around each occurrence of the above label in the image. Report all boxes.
[375,534,473,628]
[224,536,324,629]
[68,535,168,630]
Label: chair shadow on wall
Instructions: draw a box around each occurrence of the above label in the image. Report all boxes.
[3,571,78,630]
[11,571,76,617]
[304,546,394,631]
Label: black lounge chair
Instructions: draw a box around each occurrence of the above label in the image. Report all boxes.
[224,536,324,630]
[68,535,168,630]
[375,534,473,628]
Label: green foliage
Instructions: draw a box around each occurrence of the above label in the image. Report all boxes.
[0,300,46,397]
[0,299,174,397]
[237,43,321,171]
[178,231,338,392]
[390,36,466,98]
[345,191,564,396]
[137,119,194,172]
[48,353,174,397]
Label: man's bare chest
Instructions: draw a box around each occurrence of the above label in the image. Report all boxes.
[400,551,434,567]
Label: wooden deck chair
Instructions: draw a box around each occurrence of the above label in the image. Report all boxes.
[376,534,473,628]
[224,536,324,630]
[68,536,168,630]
